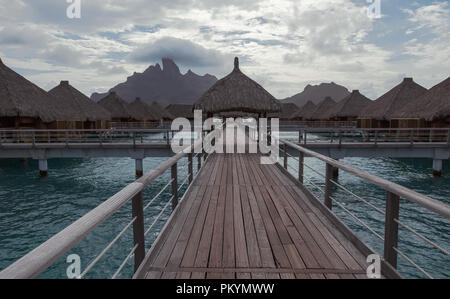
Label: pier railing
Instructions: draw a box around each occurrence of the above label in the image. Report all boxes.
[289,127,450,145]
[0,128,176,145]
[278,138,450,278]
[1,127,449,146]
[279,120,357,128]
[0,131,210,279]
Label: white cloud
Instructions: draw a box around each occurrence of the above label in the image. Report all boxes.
[0,0,448,100]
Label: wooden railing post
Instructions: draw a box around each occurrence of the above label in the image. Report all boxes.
[283,143,288,169]
[303,130,307,145]
[131,191,145,273]
[171,162,178,209]
[299,151,304,184]
[188,153,193,184]
[324,163,333,210]
[384,191,400,268]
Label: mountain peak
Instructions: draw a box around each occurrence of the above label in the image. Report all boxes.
[283,82,350,107]
[162,58,181,76]
[90,58,218,104]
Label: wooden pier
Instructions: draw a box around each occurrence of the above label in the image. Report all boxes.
[134,153,370,279]
[0,126,448,279]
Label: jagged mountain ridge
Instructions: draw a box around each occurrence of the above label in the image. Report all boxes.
[91,58,217,104]
[282,82,350,107]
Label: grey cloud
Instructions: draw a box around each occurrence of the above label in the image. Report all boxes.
[128,37,231,68]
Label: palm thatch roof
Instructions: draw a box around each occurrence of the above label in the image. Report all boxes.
[359,78,427,120]
[321,90,372,119]
[165,104,194,119]
[48,81,111,121]
[289,101,317,120]
[0,58,64,122]
[268,103,300,119]
[128,98,159,121]
[310,97,337,120]
[150,102,174,120]
[98,91,132,119]
[193,57,281,114]
[397,77,450,121]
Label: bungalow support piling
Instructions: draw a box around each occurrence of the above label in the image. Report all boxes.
[38,159,48,177]
[135,159,143,177]
[432,159,443,177]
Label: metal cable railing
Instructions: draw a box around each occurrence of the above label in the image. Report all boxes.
[0,128,215,279]
[277,138,450,279]
[284,154,385,242]
[393,247,433,279]
[80,216,137,278]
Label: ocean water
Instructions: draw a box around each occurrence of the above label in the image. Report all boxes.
[0,132,448,279]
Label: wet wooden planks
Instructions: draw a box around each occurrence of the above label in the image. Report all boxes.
[135,154,369,279]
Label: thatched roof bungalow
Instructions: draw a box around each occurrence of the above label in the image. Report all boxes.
[165,104,195,120]
[98,91,133,122]
[358,78,427,128]
[396,77,450,127]
[128,98,159,121]
[0,58,64,128]
[268,103,300,120]
[150,102,174,120]
[289,101,317,120]
[322,90,372,121]
[48,81,111,129]
[310,97,337,120]
[193,58,281,117]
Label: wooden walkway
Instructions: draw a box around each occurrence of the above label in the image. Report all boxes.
[134,153,371,279]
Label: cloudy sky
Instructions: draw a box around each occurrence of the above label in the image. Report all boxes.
[0,0,449,100]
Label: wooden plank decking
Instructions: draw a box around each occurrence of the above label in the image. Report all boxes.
[134,153,370,279]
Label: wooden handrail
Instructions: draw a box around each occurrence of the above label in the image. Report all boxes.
[280,139,450,219]
[0,131,206,279]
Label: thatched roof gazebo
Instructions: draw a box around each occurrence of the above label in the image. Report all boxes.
[321,90,372,121]
[193,57,281,117]
[150,102,174,120]
[310,97,337,120]
[397,77,450,123]
[49,81,111,124]
[0,58,63,127]
[289,101,317,120]
[165,104,195,120]
[128,98,159,121]
[98,91,133,121]
[359,78,427,121]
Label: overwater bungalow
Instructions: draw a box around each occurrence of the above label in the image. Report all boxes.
[358,78,427,128]
[268,103,300,120]
[98,91,133,122]
[395,77,450,128]
[165,104,195,120]
[0,58,64,129]
[289,101,317,121]
[150,102,174,121]
[128,97,160,124]
[193,57,281,118]
[321,90,372,121]
[309,97,336,120]
[48,81,111,129]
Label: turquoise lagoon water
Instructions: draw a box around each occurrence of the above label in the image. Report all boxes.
[0,132,448,279]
